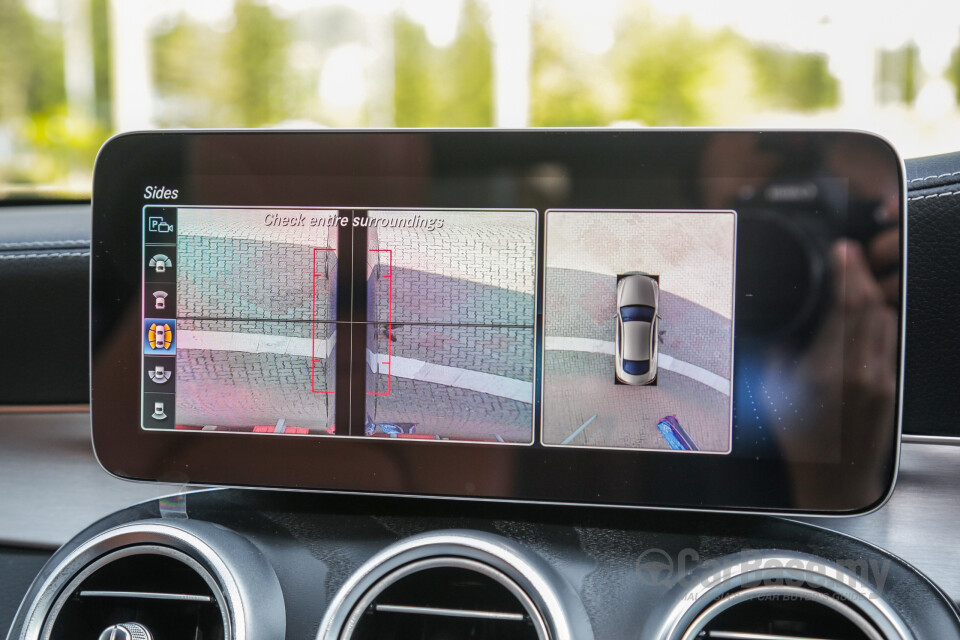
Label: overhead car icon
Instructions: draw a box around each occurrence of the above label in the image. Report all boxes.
[615,273,661,385]
[148,323,173,350]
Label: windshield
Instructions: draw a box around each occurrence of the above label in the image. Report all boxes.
[622,359,650,375]
[2,0,959,198]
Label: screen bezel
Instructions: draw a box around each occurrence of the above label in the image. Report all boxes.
[91,129,905,514]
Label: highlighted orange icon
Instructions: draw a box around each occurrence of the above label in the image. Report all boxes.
[149,323,173,350]
[145,319,176,353]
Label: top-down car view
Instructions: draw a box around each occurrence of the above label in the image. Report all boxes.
[615,273,661,385]
[3,2,960,640]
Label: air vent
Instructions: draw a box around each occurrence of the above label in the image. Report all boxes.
[318,530,594,640]
[42,545,229,640]
[13,519,286,640]
[684,585,885,640]
[343,557,545,639]
[653,552,912,640]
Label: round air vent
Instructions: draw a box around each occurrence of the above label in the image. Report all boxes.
[42,544,228,639]
[317,530,594,640]
[683,585,887,640]
[343,556,546,639]
[652,551,913,640]
[13,519,285,640]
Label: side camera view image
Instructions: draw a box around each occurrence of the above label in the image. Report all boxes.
[541,210,736,453]
[141,206,537,443]
[363,210,537,443]
[170,207,340,434]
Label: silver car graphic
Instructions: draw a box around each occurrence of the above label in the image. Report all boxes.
[615,273,661,385]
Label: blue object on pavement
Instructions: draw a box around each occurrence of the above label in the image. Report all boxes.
[657,415,699,451]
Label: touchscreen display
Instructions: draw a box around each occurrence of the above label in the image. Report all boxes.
[93,129,904,513]
[144,207,539,443]
[143,205,738,453]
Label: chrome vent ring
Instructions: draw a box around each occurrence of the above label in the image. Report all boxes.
[652,551,913,640]
[317,530,594,640]
[14,519,285,640]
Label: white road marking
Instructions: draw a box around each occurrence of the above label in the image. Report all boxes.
[544,336,615,355]
[177,330,334,358]
[562,414,598,445]
[367,350,533,404]
[543,336,730,396]
[177,330,727,401]
[176,329,533,404]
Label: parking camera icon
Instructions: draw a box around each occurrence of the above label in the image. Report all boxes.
[148,217,174,233]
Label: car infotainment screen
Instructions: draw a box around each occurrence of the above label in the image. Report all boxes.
[92,129,904,514]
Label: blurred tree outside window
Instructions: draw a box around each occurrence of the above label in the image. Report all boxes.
[878,43,920,106]
[394,0,493,127]
[1,0,960,196]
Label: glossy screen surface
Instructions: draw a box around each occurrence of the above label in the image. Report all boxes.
[92,130,904,513]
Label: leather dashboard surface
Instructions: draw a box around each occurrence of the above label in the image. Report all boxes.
[902,151,960,435]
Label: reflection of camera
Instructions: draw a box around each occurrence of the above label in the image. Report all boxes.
[735,177,891,345]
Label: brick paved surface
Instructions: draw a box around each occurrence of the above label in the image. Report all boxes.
[367,211,536,325]
[178,208,340,245]
[544,210,735,317]
[367,324,534,380]
[177,318,332,339]
[368,210,537,291]
[369,266,535,326]
[177,353,334,431]
[174,208,536,440]
[366,377,533,443]
[541,210,735,452]
[362,211,537,442]
[541,351,730,452]
[177,236,337,321]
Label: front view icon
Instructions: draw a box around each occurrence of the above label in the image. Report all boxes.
[152,402,168,420]
[149,254,172,273]
[153,291,168,310]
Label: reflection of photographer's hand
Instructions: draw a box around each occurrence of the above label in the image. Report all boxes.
[768,241,897,473]
[834,240,899,411]
[867,224,900,307]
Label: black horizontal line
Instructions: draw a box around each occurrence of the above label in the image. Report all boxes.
[367,322,534,329]
[175,317,533,329]
[177,317,329,323]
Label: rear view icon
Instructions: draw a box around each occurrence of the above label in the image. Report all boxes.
[152,402,168,420]
[149,254,172,273]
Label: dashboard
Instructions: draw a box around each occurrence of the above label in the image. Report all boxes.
[1,137,959,640]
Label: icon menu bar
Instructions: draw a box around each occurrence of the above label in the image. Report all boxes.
[143,206,178,430]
